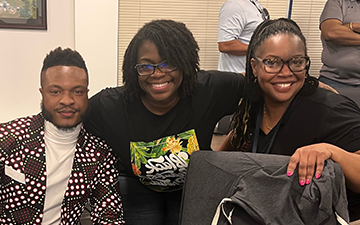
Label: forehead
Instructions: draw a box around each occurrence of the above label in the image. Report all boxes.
[138,40,161,62]
[256,33,305,57]
[42,66,88,87]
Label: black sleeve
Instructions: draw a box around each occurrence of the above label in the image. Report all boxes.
[322,96,360,152]
[197,70,244,116]
[84,91,105,139]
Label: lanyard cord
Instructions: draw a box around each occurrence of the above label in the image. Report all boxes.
[249,0,270,20]
[249,0,264,14]
[251,104,282,154]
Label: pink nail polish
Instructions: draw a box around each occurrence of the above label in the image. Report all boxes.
[306,179,310,185]
[300,180,305,186]
[287,171,292,176]
[315,174,320,179]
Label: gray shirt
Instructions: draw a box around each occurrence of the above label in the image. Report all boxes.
[319,0,360,84]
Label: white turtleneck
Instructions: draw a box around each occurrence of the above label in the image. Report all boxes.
[42,120,81,225]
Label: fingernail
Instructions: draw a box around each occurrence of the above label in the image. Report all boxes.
[287,171,292,176]
[300,180,305,186]
[306,179,310,185]
[315,174,320,179]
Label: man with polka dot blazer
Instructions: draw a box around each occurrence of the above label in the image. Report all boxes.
[0,47,125,225]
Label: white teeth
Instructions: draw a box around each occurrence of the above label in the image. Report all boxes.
[276,83,291,88]
[152,82,168,88]
[151,82,169,88]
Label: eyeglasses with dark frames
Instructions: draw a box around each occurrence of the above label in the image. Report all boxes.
[135,61,178,76]
[254,56,310,74]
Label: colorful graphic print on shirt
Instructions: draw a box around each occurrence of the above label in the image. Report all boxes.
[130,129,199,192]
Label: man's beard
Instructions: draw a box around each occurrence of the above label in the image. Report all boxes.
[41,101,89,131]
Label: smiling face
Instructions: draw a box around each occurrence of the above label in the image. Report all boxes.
[251,33,306,107]
[137,40,183,111]
[40,66,89,130]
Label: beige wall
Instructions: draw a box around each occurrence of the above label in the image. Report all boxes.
[0,1,118,123]
[74,1,119,96]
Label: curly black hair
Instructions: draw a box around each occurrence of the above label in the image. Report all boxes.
[231,18,318,150]
[41,47,88,86]
[122,19,200,100]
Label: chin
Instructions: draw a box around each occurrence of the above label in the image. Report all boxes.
[150,94,172,102]
[275,95,296,104]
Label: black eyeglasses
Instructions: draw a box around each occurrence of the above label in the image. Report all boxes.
[254,56,310,74]
[135,62,177,76]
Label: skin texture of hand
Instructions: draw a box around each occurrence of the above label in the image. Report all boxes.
[287,143,360,193]
[287,143,332,186]
[219,133,360,192]
[318,81,338,94]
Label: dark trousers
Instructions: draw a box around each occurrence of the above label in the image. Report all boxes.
[119,176,182,225]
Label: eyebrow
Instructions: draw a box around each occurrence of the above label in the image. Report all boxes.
[48,84,87,90]
[265,54,304,59]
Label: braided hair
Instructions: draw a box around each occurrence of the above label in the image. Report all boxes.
[122,19,200,100]
[230,18,318,150]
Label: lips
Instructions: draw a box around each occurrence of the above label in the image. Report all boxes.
[57,109,77,117]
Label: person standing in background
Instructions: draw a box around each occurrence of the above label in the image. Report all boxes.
[215,0,269,135]
[318,0,360,88]
[218,0,269,74]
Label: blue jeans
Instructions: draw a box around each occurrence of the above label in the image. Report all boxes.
[119,176,182,225]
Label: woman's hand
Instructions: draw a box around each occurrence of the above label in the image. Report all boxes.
[286,143,333,186]
[318,81,338,94]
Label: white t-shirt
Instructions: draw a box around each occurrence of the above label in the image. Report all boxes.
[218,0,265,73]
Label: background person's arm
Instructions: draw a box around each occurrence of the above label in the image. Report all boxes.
[218,39,248,56]
[321,19,360,46]
[218,0,247,57]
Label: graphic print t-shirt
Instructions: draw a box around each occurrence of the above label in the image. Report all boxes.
[130,129,199,192]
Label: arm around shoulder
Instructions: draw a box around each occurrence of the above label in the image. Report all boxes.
[328,146,360,193]
[216,131,236,151]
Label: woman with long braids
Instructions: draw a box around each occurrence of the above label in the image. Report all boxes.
[84,19,244,224]
[219,18,360,222]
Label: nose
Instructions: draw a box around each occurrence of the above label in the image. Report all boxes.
[60,92,75,105]
[279,63,292,76]
[151,67,165,77]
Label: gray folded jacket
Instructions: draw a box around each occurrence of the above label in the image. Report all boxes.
[180,151,349,225]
